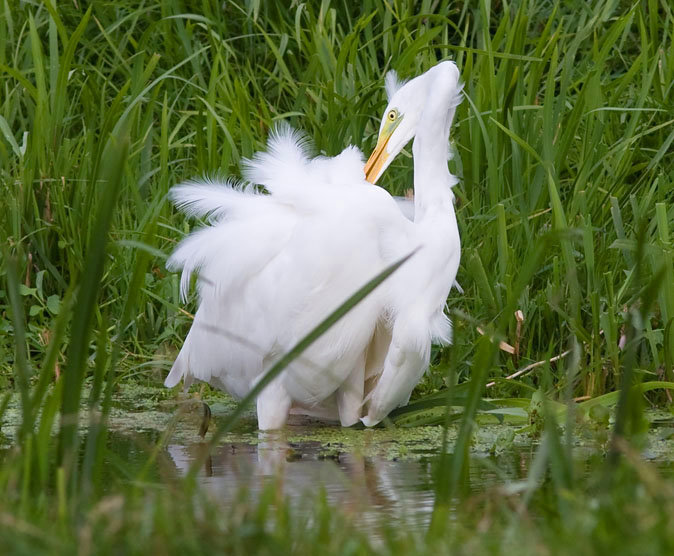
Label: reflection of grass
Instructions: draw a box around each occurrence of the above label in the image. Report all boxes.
[1,0,674,552]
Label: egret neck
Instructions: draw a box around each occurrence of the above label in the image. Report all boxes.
[412,86,458,222]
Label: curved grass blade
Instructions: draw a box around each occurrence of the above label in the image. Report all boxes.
[58,124,130,482]
[183,249,418,479]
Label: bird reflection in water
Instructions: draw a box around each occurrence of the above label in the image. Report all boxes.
[166,425,435,525]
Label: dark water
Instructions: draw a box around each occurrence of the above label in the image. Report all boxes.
[103,407,674,530]
[149,432,534,528]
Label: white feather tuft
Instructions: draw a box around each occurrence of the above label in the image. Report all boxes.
[429,311,453,346]
[169,178,258,222]
[166,227,216,301]
[384,70,407,100]
[241,122,313,189]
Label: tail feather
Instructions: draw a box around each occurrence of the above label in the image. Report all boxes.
[170,178,261,222]
[166,227,216,301]
[167,122,364,304]
[165,346,187,388]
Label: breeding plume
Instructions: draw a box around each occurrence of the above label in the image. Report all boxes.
[165,61,463,429]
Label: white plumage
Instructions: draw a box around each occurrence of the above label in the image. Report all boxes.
[166,61,463,430]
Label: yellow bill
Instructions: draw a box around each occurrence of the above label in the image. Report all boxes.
[364,134,391,184]
[364,112,403,184]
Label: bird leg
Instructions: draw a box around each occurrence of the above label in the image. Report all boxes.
[336,352,365,427]
[255,375,292,430]
[198,402,212,438]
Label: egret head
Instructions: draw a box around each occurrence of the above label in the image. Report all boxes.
[364,61,462,184]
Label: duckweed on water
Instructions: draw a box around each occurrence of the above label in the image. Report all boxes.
[6,379,674,467]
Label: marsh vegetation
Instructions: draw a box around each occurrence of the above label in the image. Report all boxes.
[1,0,673,553]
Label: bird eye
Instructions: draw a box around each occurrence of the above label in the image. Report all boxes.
[387,109,397,122]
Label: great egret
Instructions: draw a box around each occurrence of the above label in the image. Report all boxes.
[165,61,463,430]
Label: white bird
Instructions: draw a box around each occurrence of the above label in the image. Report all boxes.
[165,61,463,430]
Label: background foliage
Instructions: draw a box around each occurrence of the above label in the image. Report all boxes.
[2,0,673,396]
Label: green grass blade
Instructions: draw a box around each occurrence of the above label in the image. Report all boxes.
[58,123,130,480]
